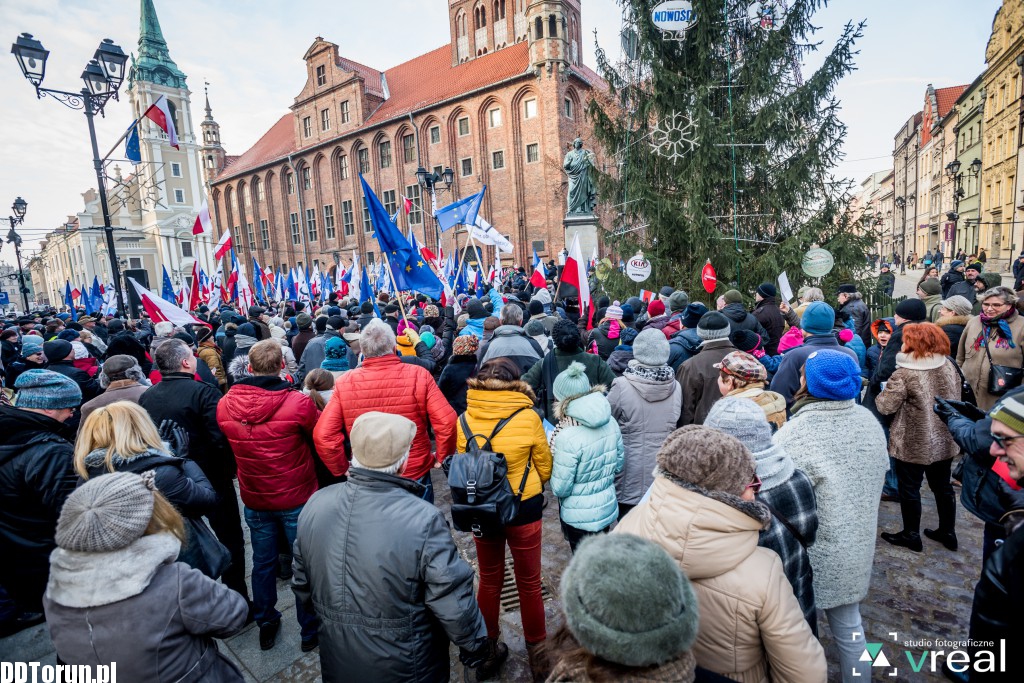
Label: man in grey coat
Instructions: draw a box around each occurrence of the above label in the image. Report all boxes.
[477,305,543,374]
[293,411,504,682]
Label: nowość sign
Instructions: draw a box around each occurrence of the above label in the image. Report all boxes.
[651,1,697,31]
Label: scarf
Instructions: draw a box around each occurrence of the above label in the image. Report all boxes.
[549,414,581,448]
[321,356,348,372]
[974,308,1017,351]
[624,363,674,383]
[790,395,827,415]
[752,442,796,492]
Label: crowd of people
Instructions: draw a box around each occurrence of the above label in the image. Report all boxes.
[0,259,1022,682]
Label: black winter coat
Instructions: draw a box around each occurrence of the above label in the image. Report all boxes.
[0,405,78,610]
[668,329,702,371]
[586,321,620,360]
[292,469,485,683]
[80,447,217,519]
[753,297,786,355]
[5,358,46,389]
[941,270,965,298]
[969,520,1024,678]
[46,360,101,403]
[438,355,477,415]
[720,303,769,339]
[947,278,978,304]
[139,373,235,484]
[840,298,871,346]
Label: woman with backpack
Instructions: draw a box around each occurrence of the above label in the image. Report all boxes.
[550,362,624,553]
[455,357,552,681]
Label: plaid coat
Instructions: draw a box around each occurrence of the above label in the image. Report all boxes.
[758,469,818,631]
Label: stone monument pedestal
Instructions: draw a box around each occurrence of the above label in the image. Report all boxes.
[564,213,599,260]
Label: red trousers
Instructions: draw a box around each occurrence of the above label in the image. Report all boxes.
[472,520,547,644]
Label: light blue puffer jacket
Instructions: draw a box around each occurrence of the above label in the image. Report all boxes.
[550,391,624,531]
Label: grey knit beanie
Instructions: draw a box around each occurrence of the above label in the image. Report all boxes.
[696,311,731,342]
[14,369,82,410]
[55,472,156,552]
[668,290,690,313]
[657,425,756,497]
[705,397,773,454]
[561,533,699,667]
[631,328,670,367]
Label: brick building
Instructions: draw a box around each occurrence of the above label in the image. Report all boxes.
[207,0,604,281]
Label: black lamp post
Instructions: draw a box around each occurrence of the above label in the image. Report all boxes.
[2,196,31,311]
[945,157,981,257]
[11,33,129,317]
[895,195,907,274]
[415,165,455,246]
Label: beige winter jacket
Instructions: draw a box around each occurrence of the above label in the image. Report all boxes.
[875,353,960,464]
[956,312,1024,410]
[615,475,826,683]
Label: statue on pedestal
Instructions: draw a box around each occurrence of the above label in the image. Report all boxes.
[563,138,597,215]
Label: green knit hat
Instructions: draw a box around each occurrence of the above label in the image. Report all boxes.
[991,395,1024,435]
[561,533,699,667]
[553,361,591,401]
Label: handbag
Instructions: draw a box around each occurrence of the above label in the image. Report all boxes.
[947,356,977,406]
[984,338,1024,396]
[178,516,232,579]
[761,501,811,548]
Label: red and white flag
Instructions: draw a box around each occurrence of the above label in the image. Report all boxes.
[402,196,413,215]
[640,289,655,303]
[555,232,590,313]
[530,259,547,289]
[192,197,212,235]
[128,277,207,327]
[214,229,233,259]
[143,94,179,149]
[188,261,202,312]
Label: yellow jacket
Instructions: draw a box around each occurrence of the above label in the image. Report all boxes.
[456,378,552,500]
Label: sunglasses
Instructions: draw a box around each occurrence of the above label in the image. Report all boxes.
[746,472,762,494]
[991,433,1024,450]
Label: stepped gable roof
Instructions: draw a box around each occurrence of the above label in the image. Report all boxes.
[220,42,533,180]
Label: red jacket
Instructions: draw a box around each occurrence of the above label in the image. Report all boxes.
[314,354,457,480]
[216,376,320,510]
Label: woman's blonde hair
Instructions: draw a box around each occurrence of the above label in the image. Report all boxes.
[148,489,186,543]
[74,401,168,478]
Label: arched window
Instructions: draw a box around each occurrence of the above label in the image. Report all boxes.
[534,17,542,40]
[548,14,557,38]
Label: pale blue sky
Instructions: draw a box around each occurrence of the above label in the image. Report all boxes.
[0,0,1004,267]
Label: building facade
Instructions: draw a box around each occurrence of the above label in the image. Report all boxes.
[893,112,922,267]
[209,0,602,280]
[29,0,215,308]
[954,76,985,257]
[981,0,1024,271]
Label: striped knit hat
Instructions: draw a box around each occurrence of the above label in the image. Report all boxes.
[991,395,1024,435]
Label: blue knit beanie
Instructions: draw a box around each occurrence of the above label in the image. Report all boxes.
[801,301,835,336]
[321,336,350,373]
[20,335,43,357]
[804,350,861,401]
[14,369,82,410]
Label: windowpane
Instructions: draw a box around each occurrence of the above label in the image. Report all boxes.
[316,64,326,86]
[302,116,312,138]
[247,222,255,248]
[181,242,193,258]
[403,134,416,163]
[430,126,441,144]
[341,100,350,124]
[382,190,397,217]
[339,155,349,180]
[290,212,300,245]
[492,150,505,169]
[362,197,372,231]
[302,167,311,190]
[321,108,331,131]
[526,143,539,162]
[342,200,355,236]
[260,219,270,249]
[358,148,370,174]
[306,208,318,241]
[324,204,335,239]
[405,185,422,224]
[286,173,295,194]
[461,158,473,176]
[488,108,502,127]
[379,141,392,168]
[458,117,470,136]
[564,98,573,118]
[524,99,537,119]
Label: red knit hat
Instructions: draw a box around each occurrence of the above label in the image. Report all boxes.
[647,300,666,317]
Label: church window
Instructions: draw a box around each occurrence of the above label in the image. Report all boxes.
[534,17,542,40]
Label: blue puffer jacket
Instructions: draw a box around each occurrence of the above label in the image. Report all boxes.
[459,317,486,339]
[550,390,624,531]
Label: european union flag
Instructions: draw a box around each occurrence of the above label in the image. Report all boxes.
[434,187,485,232]
[90,277,104,314]
[125,120,141,164]
[359,266,380,318]
[360,175,443,299]
[251,256,267,304]
[64,281,77,321]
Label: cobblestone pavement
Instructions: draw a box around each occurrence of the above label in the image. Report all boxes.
[1,467,986,682]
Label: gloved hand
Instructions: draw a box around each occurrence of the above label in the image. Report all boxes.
[405,329,421,347]
[159,419,190,460]
[934,397,986,423]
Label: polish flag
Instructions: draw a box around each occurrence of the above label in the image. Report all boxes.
[402,196,413,214]
[530,249,547,289]
[420,245,437,268]
[143,95,179,149]
[640,289,655,303]
[214,229,233,259]
[71,287,81,301]
[188,261,202,312]
[128,277,207,327]
[192,197,212,235]
[555,232,590,314]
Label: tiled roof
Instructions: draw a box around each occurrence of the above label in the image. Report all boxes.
[337,55,384,98]
[936,85,969,119]
[220,41,534,180]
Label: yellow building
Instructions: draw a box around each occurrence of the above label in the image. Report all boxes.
[981,0,1024,272]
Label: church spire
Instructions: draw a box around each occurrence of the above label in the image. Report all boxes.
[204,81,213,120]
[132,0,186,88]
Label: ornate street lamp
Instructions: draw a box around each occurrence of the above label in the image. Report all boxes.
[11,33,129,316]
[2,196,31,311]
[416,165,456,244]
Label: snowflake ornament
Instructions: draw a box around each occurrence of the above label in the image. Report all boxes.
[649,111,699,161]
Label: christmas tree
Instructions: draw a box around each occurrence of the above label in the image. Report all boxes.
[590,0,874,300]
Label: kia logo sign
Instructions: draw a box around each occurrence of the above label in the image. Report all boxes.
[626,253,652,282]
[651,1,697,32]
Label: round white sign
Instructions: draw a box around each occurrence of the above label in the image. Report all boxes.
[626,253,652,282]
[651,1,697,33]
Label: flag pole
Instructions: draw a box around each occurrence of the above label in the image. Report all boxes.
[380,251,412,326]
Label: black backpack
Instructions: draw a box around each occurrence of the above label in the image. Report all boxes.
[444,407,531,538]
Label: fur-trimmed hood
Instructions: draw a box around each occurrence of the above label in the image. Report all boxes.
[465,376,537,402]
[936,314,970,328]
[46,533,181,608]
[553,386,609,426]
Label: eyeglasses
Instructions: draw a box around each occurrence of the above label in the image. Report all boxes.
[991,433,1024,450]
[746,472,762,494]
[982,302,1010,309]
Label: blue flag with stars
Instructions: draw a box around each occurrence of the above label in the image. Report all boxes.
[64,281,77,321]
[359,266,380,318]
[161,267,176,304]
[434,187,485,232]
[124,120,141,164]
